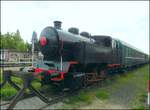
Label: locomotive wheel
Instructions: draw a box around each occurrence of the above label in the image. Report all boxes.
[64,65,84,91]
[64,73,84,91]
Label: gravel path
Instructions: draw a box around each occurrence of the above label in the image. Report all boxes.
[79,98,126,109]
[1,97,46,109]
[78,65,149,109]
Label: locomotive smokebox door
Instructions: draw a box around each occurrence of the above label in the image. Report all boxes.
[39,27,60,60]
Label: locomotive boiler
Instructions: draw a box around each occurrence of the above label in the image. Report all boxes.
[39,21,95,62]
[35,21,149,90]
[39,21,115,71]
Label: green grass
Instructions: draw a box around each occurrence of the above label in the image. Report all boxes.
[108,65,149,109]
[64,87,110,107]
[64,90,94,105]
[11,76,23,84]
[1,86,18,100]
[110,65,149,109]
[32,81,41,90]
[129,65,149,109]
[95,89,110,100]
[132,93,148,109]
[0,68,3,83]
[132,92,149,109]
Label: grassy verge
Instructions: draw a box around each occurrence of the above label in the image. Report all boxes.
[103,65,149,109]
[63,85,111,109]
[132,92,148,109]
[64,90,94,105]
[62,64,149,109]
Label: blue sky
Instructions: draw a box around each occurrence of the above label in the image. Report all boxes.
[1,1,149,54]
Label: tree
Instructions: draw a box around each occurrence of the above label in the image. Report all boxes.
[13,30,26,51]
[25,41,32,51]
[0,33,5,49]
[0,30,31,51]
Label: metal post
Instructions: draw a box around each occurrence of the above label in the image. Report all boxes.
[60,38,63,71]
[148,80,150,106]
[31,31,37,67]
[18,53,20,63]
[32,40,34,67]
[60,55,63,71]
[148,92,149,106]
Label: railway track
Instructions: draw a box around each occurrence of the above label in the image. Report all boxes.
[0,92,35,106]
[0,69,78,109]
[0,68,119,110]
[0,88,78,109]
[0,67,130,109]
[38,91,78,110]
[0,78,106,110]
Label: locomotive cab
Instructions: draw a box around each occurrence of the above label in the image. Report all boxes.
[92,35,112,47]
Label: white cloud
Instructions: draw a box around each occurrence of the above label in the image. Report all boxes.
[1,1,149,54]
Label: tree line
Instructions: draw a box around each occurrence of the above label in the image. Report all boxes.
[0,30,39,51]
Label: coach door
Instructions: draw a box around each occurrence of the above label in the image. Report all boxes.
[111,39,117,63]
[116,41,122,64]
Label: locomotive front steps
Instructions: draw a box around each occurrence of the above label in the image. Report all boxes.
[0,70,50,109]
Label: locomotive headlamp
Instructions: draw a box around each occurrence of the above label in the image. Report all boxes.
[40,36,47,46]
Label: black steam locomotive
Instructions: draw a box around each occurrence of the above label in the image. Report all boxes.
[34,21,149,90]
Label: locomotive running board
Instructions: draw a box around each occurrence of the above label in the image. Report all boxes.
[85,73,105,85]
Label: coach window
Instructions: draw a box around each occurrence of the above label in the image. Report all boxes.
[112,40,116,48]
[104,38,111,47]
[116,41,120,49]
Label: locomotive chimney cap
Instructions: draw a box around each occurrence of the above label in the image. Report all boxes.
[54,21,62,29]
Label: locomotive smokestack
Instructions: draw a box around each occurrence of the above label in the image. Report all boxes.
[54,21,62,29]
